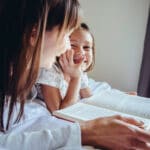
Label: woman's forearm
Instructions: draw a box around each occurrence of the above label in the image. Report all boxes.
[80,121,95,146]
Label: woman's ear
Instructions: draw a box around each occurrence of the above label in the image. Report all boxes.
[30,28,37,46]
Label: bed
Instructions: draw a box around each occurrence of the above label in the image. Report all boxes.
[0,78,149,150]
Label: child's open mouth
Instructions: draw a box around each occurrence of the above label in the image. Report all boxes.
[73,54,85,64]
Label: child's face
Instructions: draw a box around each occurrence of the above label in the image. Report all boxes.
[40,26,71,69]
[70,29,93,71]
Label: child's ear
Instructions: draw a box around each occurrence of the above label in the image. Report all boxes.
[30,28,37,46]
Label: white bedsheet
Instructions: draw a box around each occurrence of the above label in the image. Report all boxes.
[89,78,111,94]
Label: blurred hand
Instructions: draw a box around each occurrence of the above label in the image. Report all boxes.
[81,115,150,150]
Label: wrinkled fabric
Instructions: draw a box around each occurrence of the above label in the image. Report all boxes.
[1,99,82,150]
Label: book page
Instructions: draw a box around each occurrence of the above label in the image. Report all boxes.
[83,90,150,119]
[53,102,150,129]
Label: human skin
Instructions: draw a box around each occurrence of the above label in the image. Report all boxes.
[81,115,150,149]
[41,27,150,150]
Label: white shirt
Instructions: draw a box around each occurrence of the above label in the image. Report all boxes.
[36,64,89,100]
[0,98,82,150]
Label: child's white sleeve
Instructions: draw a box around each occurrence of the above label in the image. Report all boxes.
[36,66,63,88]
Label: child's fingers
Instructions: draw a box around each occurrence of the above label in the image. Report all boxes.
[70,50,74,64]
[61,52,69,65]
[59,56,65,69]
[66,50,74,64]
[65,50,70,63]
[66,50,71,62]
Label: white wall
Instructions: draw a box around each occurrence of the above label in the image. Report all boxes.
[80,0,150,91]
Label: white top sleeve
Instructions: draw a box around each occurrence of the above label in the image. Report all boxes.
[0,123,82,150]
[1,99,82,150]
[36,65,69,99]
[36,66,63,88]
[36,65,89,99]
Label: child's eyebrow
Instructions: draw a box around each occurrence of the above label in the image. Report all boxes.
[70,39,80,44]
[70,39,92,44]
[70,39,78,42]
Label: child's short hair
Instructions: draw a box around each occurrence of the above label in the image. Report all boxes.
[79,23,95,72]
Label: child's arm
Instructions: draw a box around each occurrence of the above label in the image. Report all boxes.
[36,66,64,113]
[60,77,81,109]
[40,50,83,112]
[59,50,83,109]
[41,85,61,113]
[80,87,92,99]
[41,76,81,112]
[126,91,137,95]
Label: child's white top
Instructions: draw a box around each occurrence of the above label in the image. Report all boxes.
[36,64,89,100]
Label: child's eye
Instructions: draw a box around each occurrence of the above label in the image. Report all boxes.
[71,44,77,48]
[84,46,92,51]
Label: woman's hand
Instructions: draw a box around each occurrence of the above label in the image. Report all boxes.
[80,115,150,149]
[59,50,84,78]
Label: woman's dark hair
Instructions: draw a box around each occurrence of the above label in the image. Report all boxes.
[0,0,80,131]
[80,23,95,72]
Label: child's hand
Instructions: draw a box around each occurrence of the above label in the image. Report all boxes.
[126,91,137,95]
[59,50,84,78]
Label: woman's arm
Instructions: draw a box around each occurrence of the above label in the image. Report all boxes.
[0,123,81,150]
[80,115,150,149]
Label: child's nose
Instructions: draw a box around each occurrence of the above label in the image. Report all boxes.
[78,47,85,56]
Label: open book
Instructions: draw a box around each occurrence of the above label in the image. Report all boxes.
[53,90,150,130]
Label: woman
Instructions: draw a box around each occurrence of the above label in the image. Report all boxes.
[0,0,150,149]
